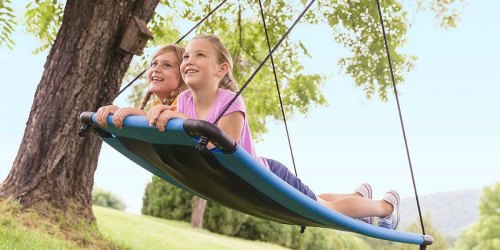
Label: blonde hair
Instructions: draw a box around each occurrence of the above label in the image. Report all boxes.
[193,34,238,92]
[140,44,187,110]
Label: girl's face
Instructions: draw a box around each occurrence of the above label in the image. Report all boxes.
[147,51,182,100]
[180,39,227,91]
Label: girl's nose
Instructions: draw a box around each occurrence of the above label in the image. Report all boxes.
[152,64,161,72]
[185,56,194,66]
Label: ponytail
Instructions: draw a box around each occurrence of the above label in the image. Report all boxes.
[139,91,154,110]
[220,74,238,92]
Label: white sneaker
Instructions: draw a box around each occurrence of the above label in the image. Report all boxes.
[355,183,372,224]
[378,190,400,230]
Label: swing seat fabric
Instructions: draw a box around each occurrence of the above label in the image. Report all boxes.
[80,112,432,246]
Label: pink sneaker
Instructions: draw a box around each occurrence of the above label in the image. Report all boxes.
[355,183,372,224]
[378,190,400,230]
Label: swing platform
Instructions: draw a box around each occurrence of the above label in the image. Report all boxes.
[80,111,433,246]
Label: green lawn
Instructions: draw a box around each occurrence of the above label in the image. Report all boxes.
[0,203,287,250]
[94,206,288,250]
[0,206,73,250]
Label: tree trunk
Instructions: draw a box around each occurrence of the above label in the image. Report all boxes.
[0,0,159,223]
[191,197,207,228]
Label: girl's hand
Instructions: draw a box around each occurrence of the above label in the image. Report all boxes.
[96,105,119,128]
[147,104,176,127]
[112,107,146,129]
[147,106,187,132]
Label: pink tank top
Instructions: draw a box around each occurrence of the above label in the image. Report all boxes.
[177,88,269,169]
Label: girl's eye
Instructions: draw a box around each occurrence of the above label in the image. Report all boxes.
[197,53,204,58]
[150,62,157,67]
[183,55,189,60]
[163,64,172,68]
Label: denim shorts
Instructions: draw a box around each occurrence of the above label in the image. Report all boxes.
[266,158,317,201]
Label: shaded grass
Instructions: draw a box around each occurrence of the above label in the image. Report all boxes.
[0,214,73,250]
[94,206,288,250]
[0,200,126,250]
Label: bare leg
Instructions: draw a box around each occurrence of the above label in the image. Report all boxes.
[316,196,393,219]
[318,192,362,202]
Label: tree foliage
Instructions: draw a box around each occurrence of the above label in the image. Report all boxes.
[455,182,500,250]
[1,0,465,137]
[0,0,16,49]
[92,188,126,211]
[24,0,64,54]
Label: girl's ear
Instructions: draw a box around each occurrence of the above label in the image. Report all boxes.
[217,63,230,78]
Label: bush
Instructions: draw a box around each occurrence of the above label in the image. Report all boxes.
[203,202,249,236]
[141,176,193,221]
[92,188,125,211]
[236,216,298,248]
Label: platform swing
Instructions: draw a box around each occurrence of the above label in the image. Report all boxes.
[79,0,433,248]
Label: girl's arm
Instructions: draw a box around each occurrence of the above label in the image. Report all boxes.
[217,111,244,144]
[149,107,244,148]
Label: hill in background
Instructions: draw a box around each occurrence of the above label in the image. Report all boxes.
[399,189,481,238]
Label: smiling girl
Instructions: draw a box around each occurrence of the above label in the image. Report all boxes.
[96,44,186,129]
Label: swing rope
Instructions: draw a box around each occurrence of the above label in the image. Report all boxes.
[212,0,316,126]
[374,0,427,244]
[257,0,299,177]
[106,0,228,105]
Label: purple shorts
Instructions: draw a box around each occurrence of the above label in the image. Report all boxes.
[266,158,317,201]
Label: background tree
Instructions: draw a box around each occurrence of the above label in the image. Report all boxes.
[141,176,192,221]
[454,182,500,250]
[92,188,126,211]
[0,0,161,223]
[0,0,464,227]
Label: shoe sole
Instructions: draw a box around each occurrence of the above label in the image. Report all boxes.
[362,183,372,199]
[386,190,400,229]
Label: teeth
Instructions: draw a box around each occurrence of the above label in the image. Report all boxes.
[152,76,163,81]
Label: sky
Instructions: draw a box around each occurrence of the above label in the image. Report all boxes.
[1,0,498,214]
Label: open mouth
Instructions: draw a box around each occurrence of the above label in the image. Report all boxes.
[151,76,164,82]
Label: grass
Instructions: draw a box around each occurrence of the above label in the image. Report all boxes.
[0,202,73,250]
[0,219,73,250]
[0,201,287,250]
[0,201,125,249]
[94,206,288,250]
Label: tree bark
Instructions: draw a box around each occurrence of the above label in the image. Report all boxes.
[191,198,207,228]
[0,0,159,223]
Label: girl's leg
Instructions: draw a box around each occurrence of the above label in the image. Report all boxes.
[316,196,393,219]
[319,183,371,202]
[318,192,361,201]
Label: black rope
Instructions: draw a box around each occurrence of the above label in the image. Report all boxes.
[257,0,299,177]
[107,0,228,105]
[213,0,316,126]
[375,0,426,237]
